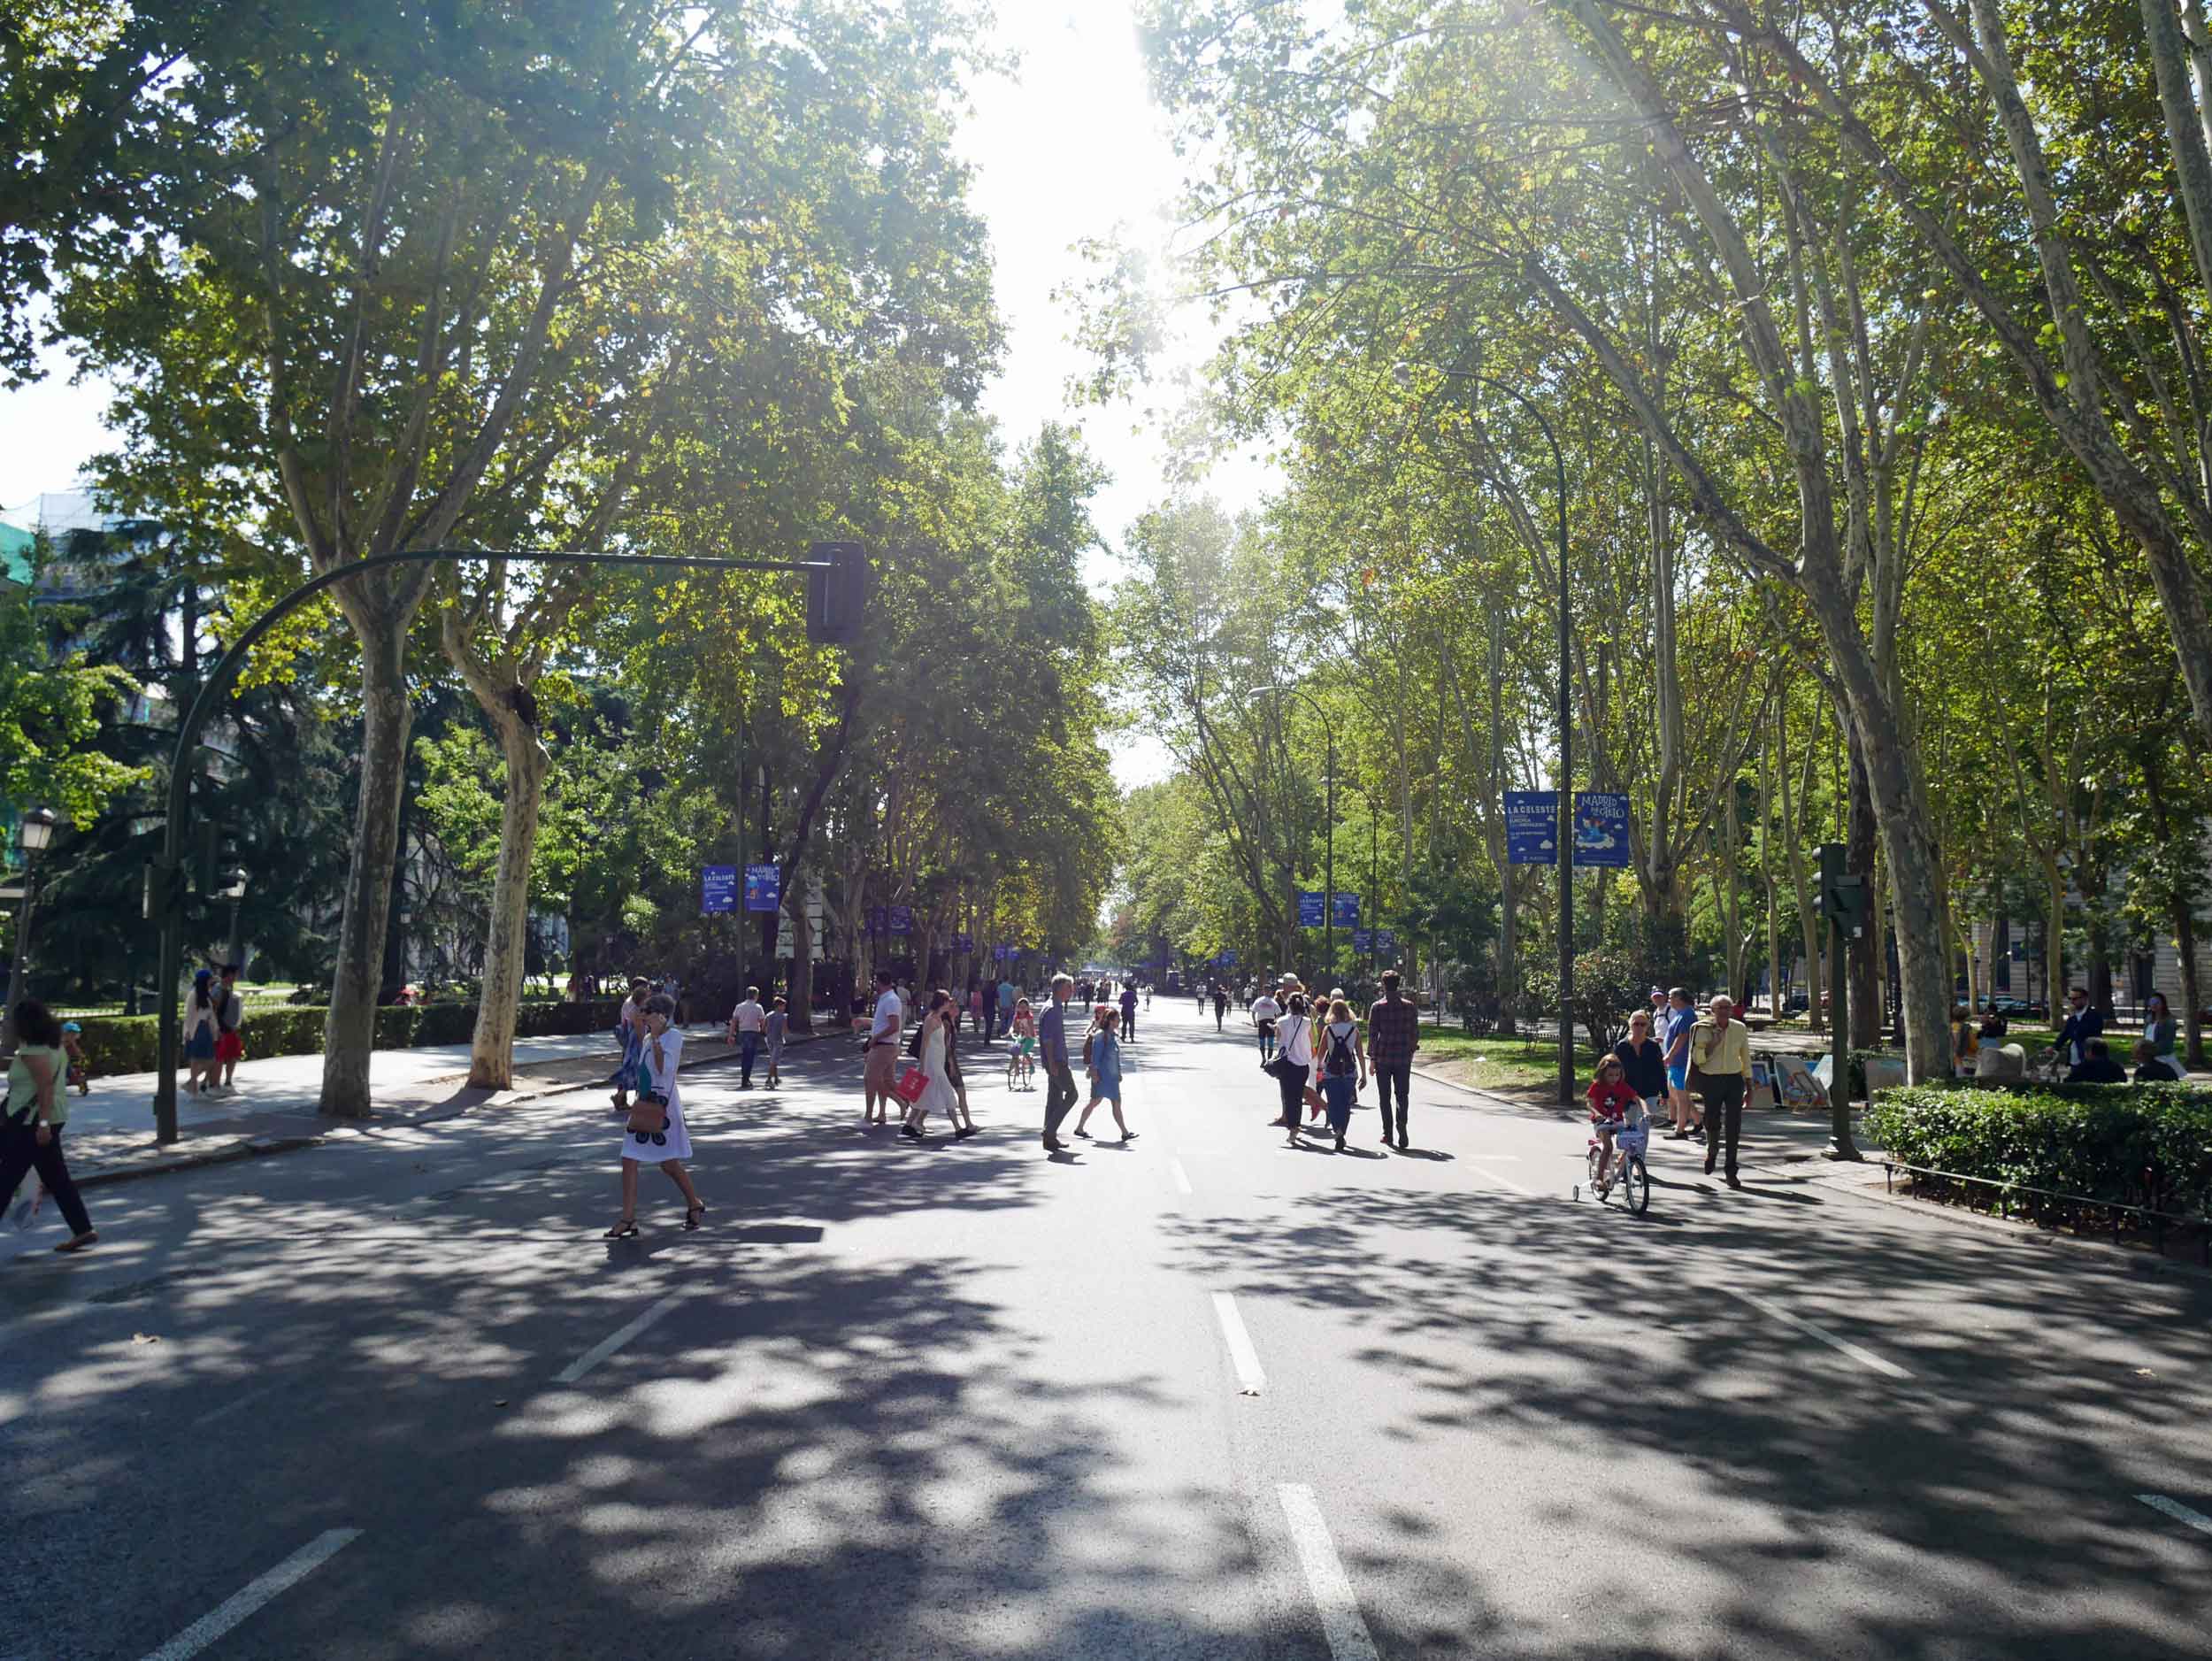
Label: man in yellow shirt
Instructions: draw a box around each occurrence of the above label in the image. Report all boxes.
[1691,994,1752,1188]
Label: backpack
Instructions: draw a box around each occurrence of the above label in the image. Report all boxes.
[1324,1023,1356,1078]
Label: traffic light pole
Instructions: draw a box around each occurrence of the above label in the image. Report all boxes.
[151,545,835,1144]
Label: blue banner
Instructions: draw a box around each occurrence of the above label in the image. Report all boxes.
[1352,928,1372,953]
[743,863,780,912]
[1377,930,1395,952]
[951,932,974,951]
[701,865,737,914]
[1505,791,1559,865]
[1333,892,1360,927]
[994,943,1012,961]
[888,904,913,935]
[868,905,888,934]
[1297,889,1325,927]
[1572,791,1632,868]
[1220,948,1237,966]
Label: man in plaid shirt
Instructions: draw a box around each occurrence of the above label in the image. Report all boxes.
[1365,969,1421,1149]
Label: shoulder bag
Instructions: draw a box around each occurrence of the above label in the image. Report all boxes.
[1265,1017,1308,1082]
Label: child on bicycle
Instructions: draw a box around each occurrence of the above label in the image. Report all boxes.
[1586,1052,1643,1193]
[1010,997,1038,1088]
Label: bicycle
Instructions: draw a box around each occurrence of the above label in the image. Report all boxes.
[1581,1115,1650,1215]
[1006,1042,1036,1091]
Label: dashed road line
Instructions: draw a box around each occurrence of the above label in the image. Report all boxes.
[2137,1493,2212,1537]
[1277,1484,1381,1661]
[140,1527,361,1660]
[1211,1291,1266,1395]
[1721,1286,1912,1379]
[1169,1157,1194,1196]
[554,1291,688,1384]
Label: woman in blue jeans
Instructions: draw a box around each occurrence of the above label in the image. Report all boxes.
[1316,997,1367,1151]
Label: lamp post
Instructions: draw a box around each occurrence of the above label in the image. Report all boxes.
[2,806,59,1050]
[218,865,249,972]
[1395,359,1574,1106]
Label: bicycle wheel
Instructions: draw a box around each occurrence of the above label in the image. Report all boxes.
[1623,1152,1650,1215]
[1586,1145,1603,1198]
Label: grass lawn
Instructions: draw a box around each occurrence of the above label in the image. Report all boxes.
[1414,1028,1603,1096]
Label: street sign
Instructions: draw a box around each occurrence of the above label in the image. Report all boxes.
[743,863,780,912]
[1505,791,1558,865]
[1352,928,1372,952]
[888,904,913,935]
[1572,792,1631,867]
[1297,889,1325,927]
[1332,892,1360,927]
[701,865,737,915]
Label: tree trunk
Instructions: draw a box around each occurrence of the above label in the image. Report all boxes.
[319,614,411,1118]
[2177,907,2206,1068]
[787,880,817,1034]
[1723,773,1745,1005]
[2046,862,2067,1014]
[1778,699,1824,1032]
[465,712,548,1089]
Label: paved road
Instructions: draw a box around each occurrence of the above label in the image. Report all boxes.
[4,1002,2208,1658]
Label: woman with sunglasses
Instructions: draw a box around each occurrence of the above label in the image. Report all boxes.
[607,993,706,1237]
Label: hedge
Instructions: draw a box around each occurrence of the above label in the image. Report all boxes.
[1866,1082,2212,1221]
[70,998,626,1075]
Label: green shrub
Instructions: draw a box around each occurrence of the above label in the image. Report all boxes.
[1867,1082,2212,1219]
[69,996,626,1073]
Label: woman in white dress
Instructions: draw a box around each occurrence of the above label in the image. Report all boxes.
[902,988,959,1142]
[607,994,707,1236]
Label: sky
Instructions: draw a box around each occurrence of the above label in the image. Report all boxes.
[0,4,1264,789]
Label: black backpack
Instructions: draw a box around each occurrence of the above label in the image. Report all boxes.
[1325,1024,1356,1078]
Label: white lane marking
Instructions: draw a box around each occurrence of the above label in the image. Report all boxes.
[1169,1157,1194,1196]
[1467,1162,1532,1194]
[190,1379,286,1429]
[1277,1484,1382,1661]
[1211,1291,1266,1395]
[555,1292,688,1384]
[140,1527,362,1660]
[1722,1287,1912,1380]
[2138,1493,2212,1536]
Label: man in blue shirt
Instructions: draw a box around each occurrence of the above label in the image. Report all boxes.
[1038,973,1077,1151]
[1662,987,1701,1142]
[2057,987,2104,1069]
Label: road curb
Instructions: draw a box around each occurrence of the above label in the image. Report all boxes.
[68,1028,831,1190]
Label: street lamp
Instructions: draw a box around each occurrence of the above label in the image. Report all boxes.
[1394,359,1575,1107]
[3,806,60,1050]
[219,865,249,971]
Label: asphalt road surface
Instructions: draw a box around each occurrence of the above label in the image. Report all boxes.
[4,1001,2208,1659]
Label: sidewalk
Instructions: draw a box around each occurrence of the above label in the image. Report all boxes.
[51,1024,751,1188]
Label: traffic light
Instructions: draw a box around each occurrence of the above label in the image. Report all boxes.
[1816,842,1868,939]
[806,541,868,646]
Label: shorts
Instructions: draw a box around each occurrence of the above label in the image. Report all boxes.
[1018,1037,1036,1057]
[1665,1061,1687,1091]
[864,1042,898,1093]
[1257,1020,1277,1037]
[215,1031,245,1065]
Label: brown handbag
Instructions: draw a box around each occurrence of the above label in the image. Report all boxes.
[626,1094,669,1135]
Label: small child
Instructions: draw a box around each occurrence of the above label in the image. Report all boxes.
[1586,1054,1641,1191]
[764,996,788,1088]
[1073,1008,1133,1142]
[61,1021,90,1096]
[1011,997,1038,1088]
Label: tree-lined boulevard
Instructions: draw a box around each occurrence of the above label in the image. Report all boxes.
[7,2,2212,1655]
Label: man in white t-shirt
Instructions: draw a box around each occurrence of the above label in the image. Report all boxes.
[727,986,766,1089]
[863,968,902,1125]
[1249,988,1283,1065]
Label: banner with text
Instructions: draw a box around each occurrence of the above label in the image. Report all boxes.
[1505,792,1559,865]
[1572,791,1632,868]
[701,865,737,914]
[1297,889,1325,927]
[743,863,780,912]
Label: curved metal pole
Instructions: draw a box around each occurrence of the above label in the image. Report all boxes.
[1424,368,1574,1106]
[153,546,821,1142]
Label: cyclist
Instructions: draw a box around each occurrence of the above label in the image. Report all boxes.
[1586,1052,1642,1195]
[1010,997,1039,1088]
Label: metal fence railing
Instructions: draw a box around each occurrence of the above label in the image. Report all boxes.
[1883,1159,2210,1265]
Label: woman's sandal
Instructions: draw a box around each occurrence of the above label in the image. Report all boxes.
[603,1218,639,1239]
[684,1203,707,1231]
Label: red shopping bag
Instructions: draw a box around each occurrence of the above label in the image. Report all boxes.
[894,1066,929,1104]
